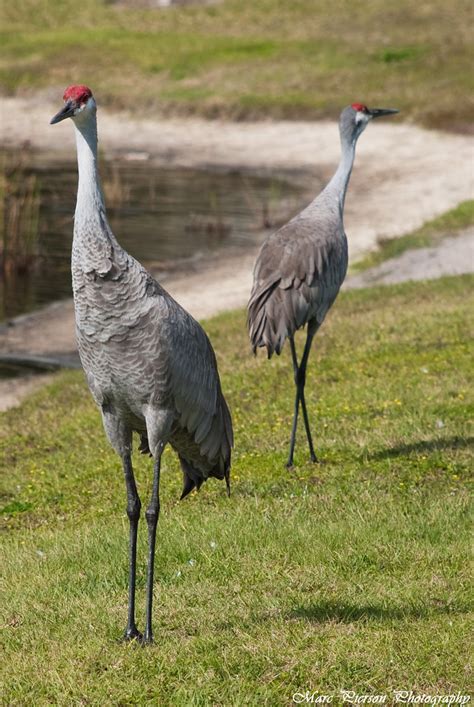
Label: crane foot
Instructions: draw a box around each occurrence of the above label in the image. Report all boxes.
[122,625,143,643]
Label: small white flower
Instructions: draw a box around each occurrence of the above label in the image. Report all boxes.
[176,570,182,577]
[188,558,196,566]
[421,366,429,374]
[435,419,445,429]
[210,541,217,550]
[36,550,45,559]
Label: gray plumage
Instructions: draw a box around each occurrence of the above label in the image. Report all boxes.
[51,85,232,643]
[248,104,398,466]
[248,194,347,357]
[74,229,233,494]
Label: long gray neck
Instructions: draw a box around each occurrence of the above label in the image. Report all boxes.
[324,134,357,214]
[72,111,120,276]
[73,112,105,224]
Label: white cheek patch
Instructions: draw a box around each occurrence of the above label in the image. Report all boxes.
[355,111,367,124]
[75,97,95,116]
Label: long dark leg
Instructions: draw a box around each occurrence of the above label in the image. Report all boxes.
[287,336,301,468]
[143,442,164,644]
[122,453,142,641]
[298,324,318,463]
[286,324,318,467]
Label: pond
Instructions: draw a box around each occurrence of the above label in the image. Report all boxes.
[0,147,311,322]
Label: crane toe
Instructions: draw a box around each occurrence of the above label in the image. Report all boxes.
[122,625,143,643]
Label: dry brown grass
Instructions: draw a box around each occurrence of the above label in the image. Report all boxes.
[1,0,473,128]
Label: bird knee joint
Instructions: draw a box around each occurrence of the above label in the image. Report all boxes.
[126,499,141,521]
[145,506,159,527]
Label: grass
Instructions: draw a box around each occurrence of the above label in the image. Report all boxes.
[352,200,474,272]
[1,275,473,704]
[0,0,473,129]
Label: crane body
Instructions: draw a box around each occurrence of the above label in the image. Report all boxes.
[248,104,398,467]
[51,86,232,643]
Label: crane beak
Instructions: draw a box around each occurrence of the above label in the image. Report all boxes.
[50,101,75,124]
[368,108,399,119]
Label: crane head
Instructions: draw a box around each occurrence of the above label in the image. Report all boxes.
[50,85,96,125]
[340,103,399,142]
[351,103,399,120]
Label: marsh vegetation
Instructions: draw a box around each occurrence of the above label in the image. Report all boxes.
[0,148,308,321]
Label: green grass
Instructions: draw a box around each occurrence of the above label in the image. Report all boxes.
[1,0,473,128]
[1,276,473,704]
[352,200,474,272]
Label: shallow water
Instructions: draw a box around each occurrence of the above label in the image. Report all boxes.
[0,148,310,322]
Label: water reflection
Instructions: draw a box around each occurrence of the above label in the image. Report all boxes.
[0,146,311,321]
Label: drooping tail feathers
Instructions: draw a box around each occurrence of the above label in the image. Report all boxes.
[179,448,231,501]
[179,391,232,500]
[248,279,300,358]
[248,274,317,358]
[139,391,232,501]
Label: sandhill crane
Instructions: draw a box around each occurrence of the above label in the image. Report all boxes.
[50,85,233,643]
[248,103,398,468]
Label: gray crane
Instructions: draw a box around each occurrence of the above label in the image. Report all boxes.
[248,103,398,468]
[50,85,233,644]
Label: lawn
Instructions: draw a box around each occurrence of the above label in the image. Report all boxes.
[0,0,473,129]
[352,200,474,272]
[1,275,472,704]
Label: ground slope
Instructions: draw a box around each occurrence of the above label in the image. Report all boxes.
[1,276,472,703]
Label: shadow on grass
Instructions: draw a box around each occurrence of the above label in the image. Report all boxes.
[289,600,468,624]
[368,435,473,460]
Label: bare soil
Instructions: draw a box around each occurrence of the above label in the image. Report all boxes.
[1,98,473,410]
[345,228,474,289]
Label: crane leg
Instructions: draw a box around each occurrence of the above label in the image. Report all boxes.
[286,326,318,468]
[122,453,142,642]
[287,336,300,468]
[298,325,318,464]
[143,442,164,644]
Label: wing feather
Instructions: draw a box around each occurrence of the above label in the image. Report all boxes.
[248,213,348,357]
[159,296,233,471]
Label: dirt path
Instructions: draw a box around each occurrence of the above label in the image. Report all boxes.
[345,228,474,289]
[2,229,472,412]
[0,98,473,409]
[2,97,473,253]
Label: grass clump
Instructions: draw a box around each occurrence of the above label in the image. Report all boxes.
[0,0,473,128]
[352,200,474,272]
[1,275,473,703]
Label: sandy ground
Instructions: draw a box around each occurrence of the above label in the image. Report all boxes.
[1,228,472,412]
[0,97,473,410]
[346,228,474,289]
[2,97,474,253]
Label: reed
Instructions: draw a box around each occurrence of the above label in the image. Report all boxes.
[0,146,41,278]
